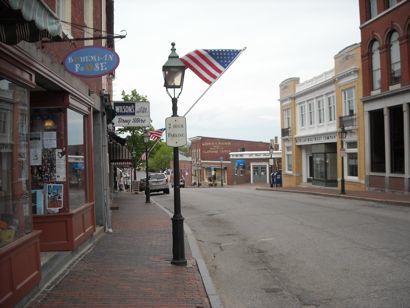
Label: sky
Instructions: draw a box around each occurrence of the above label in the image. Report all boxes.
[112,0,361,143]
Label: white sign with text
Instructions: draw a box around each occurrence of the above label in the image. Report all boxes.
[165,116,187,147]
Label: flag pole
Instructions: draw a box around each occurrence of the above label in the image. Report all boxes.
[139,47,247,163]
[183,47,247,117]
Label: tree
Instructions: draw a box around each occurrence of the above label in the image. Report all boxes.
[149,142,172,172]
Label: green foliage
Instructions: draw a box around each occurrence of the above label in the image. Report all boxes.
[179,145,191,156]
[148,143,172,172]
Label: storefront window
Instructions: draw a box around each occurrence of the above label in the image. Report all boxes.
[0,78,31,248]
[67,109,87,209]
[30,108,65,214]
[313,154,325,180]
[326,153,337,180]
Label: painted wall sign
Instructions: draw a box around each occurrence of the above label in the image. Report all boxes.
[113,101,151,127]
[64,47,120,77]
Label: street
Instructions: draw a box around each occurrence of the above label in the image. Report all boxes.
[154,187,410,308]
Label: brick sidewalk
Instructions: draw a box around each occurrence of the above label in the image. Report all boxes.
[27,193,210,307]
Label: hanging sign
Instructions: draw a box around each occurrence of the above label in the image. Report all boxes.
[165,116,187,147]
[64,47,120,77]
[113,101,150,127]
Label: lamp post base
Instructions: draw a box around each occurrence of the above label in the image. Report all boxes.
[171,215,186,266]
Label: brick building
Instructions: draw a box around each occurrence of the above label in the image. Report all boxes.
[358,0,410,192]
[190,136,272,186]
[0,1,116,305]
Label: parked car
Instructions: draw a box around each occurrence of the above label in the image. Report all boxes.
[139,173,170,194]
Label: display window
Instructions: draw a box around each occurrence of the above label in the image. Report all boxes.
[0,78,31,248]
[30,108,88,215]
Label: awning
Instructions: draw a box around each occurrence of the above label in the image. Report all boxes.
[0,0,63,45]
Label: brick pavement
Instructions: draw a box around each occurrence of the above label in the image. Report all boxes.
[27,193,210,308]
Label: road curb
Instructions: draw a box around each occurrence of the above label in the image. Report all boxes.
[152,199,223,308]
[256,187,410,207]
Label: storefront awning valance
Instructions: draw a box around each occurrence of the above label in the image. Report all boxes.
[0,0,63,45]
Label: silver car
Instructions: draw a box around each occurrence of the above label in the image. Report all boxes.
[139,173,170,194]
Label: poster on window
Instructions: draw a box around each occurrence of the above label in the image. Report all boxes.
[43,131,57,149]
[30,132,42,166]
[45,184,63,212]
[55,149,66,181]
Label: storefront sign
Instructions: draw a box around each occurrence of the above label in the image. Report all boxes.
[113,101,150,127]
[64,47,120,77]
[296,133,336,145]
[165,116,187,147]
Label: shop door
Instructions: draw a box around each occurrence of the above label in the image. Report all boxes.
[253,165,267,183]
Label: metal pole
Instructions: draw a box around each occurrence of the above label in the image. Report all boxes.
[220,159,223,187]
[341,153,346,194]
[145,142,150,203]
[171,96,186,266]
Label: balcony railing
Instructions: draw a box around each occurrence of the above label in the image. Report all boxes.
[339,115,356,129]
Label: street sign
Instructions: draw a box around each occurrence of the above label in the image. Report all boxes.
[165,116,187,147]
[340,147,346,157]
[113,101,150,127]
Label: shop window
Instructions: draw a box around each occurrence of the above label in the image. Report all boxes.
[68,109,87,208]
[370,109,385,172]
[389,106,404,173]
[326,153,337,181]
[30,108,66,214]
[345,141,358,177]
[313,153,325,180]
[0,78,31,248]
[285,146,292,172]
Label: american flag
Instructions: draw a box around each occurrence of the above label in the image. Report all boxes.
[181,49,241,84]
[140,152,147,161]
[149,128,166,141]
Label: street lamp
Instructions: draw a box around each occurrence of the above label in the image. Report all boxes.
[143,131,150,203]
[220,156,223,187]
[163,42,187,266]
[338,126,347,195]
[269,145,274,187]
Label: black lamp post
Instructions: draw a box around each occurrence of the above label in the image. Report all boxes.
[338,126,347,195]
[143,131,150,203]
[220,156,223,187]
[132,149,136,192]
[163,42,187,266]
[269,145,274,187]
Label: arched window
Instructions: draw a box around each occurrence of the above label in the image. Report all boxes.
[389,31,401,85]
[371,41,381,90]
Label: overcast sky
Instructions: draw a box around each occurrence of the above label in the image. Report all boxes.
[113,0,361,143]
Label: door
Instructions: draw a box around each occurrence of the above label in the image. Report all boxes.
[253,165,267,183]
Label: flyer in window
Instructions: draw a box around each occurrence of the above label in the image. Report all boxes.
[30,132,42,166]
[45,184,63,212]
[43,131,57,149]
[55,149,66,182]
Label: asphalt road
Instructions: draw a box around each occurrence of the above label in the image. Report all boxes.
[153,187,410,308]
